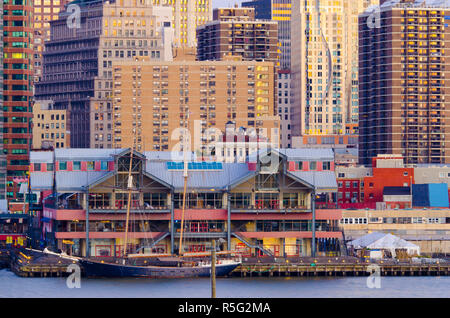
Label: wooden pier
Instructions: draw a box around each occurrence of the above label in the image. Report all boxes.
[231,258,450,277]
[7,248,80,278]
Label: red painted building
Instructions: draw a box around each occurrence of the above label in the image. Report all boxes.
[336,155,414,208]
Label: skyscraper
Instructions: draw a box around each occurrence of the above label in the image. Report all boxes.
[242,0,291,70]
[33,0,70,83]
[3,0,34,201]
[290,0,377,147]
[35,0,174,149]
[0,1,6,202]
[112,56,279,156]
[359,0,450,165]
[151,0,212,48]
[196,7,279,64]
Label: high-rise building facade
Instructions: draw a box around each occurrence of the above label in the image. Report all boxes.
[0,1,6,202]
[290,0,377,147]
[242,0,291,70]
[112,56,279,155]
[151,0,212,48]
[359,0,450,165]
[277,70,291,148]
[33,0,70,83]
[35,0,173,149]
[32,100,70,149]
[3,0,34,201]
[196,7,279,64]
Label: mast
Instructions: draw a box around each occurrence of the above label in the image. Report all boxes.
[178,109,189,256]
[123,122,138,258]
[123,146,134,258]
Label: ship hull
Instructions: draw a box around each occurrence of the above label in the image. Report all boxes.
[79,259,240,278]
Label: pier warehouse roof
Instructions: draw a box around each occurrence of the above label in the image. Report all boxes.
[29,148,338,193]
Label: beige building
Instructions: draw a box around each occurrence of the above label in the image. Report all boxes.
[33,100,70,149]
[151,0,212,48]
[88,2,175,149]
[290,0,378,144]
[33,0,70,83]
[341,209,450,256]
[112,56,279,155]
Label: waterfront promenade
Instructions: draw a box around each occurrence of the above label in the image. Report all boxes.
[1,248,449,278]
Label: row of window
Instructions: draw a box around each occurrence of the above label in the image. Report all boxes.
[33,161,110,171]
[294,161,332,171]
[341,217,449,224]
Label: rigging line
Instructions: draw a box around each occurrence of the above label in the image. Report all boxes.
[315,0,333,109]
[123,124,138,258]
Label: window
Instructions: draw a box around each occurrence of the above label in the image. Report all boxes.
[101,161,108,170]
[87,161,95,170]
[229,193,251,208]
[143,193,168,208]
[283,193,298,208]
[73,161,81,170]
[323,161,331,170]
[47,163,54,171]
[34,163,41,171]
[296,161,303,170]
[59,162,67,170]
[309,161,317,170]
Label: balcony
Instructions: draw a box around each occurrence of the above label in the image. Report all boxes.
[90,203,171,214]
[231,204,310,214]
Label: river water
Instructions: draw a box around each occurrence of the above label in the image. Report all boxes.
[0,269,448,298]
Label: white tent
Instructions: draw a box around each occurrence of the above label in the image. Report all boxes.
[349,232,420,257]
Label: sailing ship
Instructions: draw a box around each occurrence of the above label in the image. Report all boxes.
[78,129,241,278]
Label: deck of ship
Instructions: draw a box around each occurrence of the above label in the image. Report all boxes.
[3,249,449,278]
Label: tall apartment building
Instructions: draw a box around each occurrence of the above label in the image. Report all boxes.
[33,0,70,83]
[3,0,34,201]
[196,7,279,65]
[241,1,292,148]
[112,56,279,155]
[151,0,212,48]
[242,0,291,70]
[290,0,377,147]
[0,1,6,202]
[359,0,450,165]
[32,100,70,149]
[278,70,291,148]
[35,0,174,149]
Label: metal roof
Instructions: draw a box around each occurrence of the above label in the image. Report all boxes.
[286,171,338,192]
[247,148,335,162]
[276,148,335,161]
[146,161,252,191]
[30,171,110,192]
[143,151,197,162]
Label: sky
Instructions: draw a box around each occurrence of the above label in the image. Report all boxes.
[213,0,245,9]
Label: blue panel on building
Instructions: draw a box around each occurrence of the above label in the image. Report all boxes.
[412,184,429,207]
[412,184,449,208]
[428,183,449,208]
